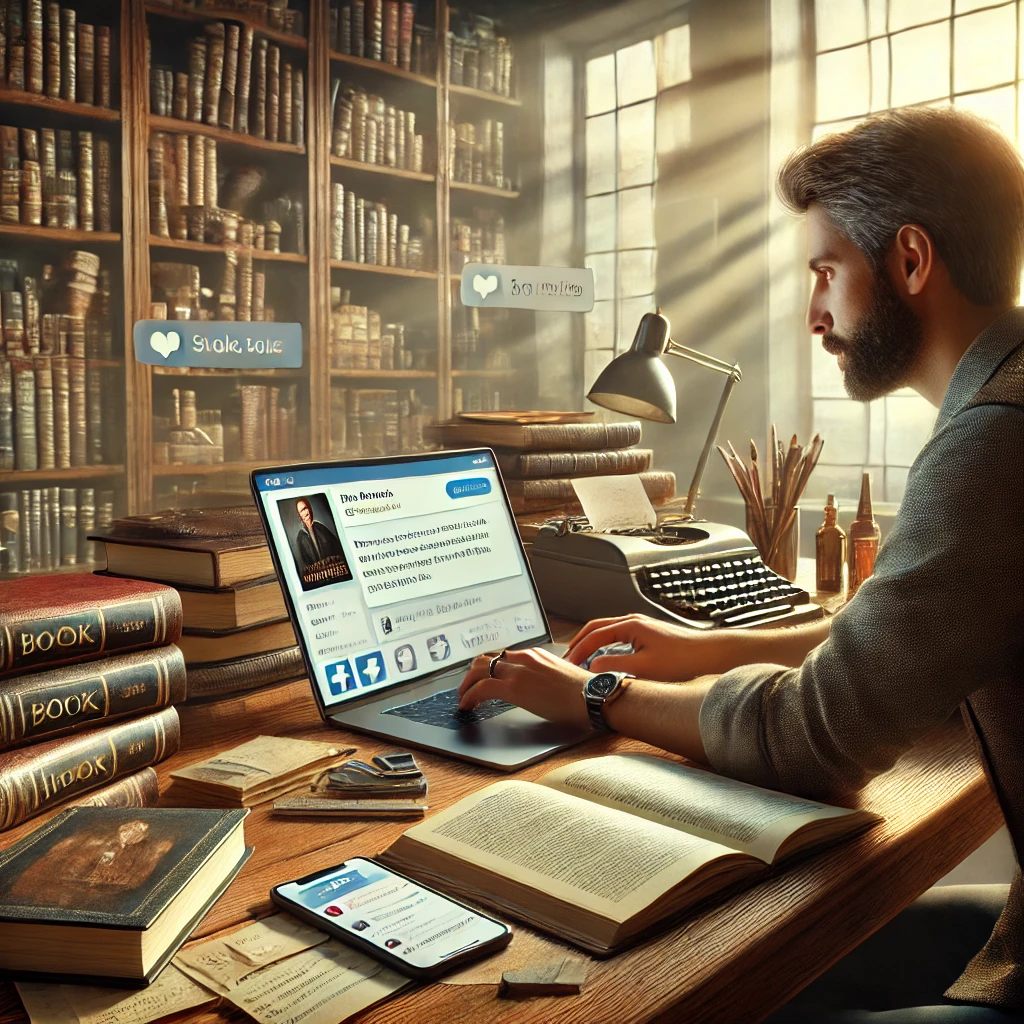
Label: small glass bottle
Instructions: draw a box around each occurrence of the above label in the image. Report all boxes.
[848,472,881,598]
[816,494,846,594]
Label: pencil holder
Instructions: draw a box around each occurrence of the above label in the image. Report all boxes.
[747,503,799,582]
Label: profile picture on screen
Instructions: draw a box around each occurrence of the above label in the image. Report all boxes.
[277,493,353,591]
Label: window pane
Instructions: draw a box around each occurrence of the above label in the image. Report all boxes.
[956,86,1016,142]
[891,22,950,105]
[619,248,655,297]
[584,348,615,393]
[890,0,950,31]
[870,37,890,111]
[813,399,868,463]
[618,186,655,249]
[811,338,848,397]
[807,464,869,502]
[585,252,616,302]
[585,194,616,253]
[618,295,655,352]
[955,0,1012,11]
[586,112,616,196]
[585,300,615,351]
[816,44,871,122]
[885,395,936,465]
[617,40,657,107]
[954,6,1016,93]
[618,100,655,188]
[868,399,886,465]
[586,54,616,116]
[657,24,691,89]
[867,0,887,36]
[657,87,692,155]
[816,0,867,50]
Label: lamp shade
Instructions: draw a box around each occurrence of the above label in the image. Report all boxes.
[586,312,677,423]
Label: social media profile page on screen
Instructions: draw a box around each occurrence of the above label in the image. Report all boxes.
[255,452,546,710]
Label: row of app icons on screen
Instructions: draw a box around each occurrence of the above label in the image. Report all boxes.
[323,634,452,696]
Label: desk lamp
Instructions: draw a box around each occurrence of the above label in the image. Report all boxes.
[586,310,742,519]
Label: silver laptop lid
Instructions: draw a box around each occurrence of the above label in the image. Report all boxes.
[252,450,550,714]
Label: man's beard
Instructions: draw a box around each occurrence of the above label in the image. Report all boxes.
[821,270,923,402]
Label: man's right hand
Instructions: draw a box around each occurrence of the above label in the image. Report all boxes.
[564,614,733,681]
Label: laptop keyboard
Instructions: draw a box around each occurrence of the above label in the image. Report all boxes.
[383,687,516,731]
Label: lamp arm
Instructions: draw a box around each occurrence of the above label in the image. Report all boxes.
[665,340,743,381]
[683,368,741,517]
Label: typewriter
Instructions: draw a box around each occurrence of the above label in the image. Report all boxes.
[528,516,824,629]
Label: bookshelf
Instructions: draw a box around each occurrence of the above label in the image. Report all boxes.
[1,0,536,578]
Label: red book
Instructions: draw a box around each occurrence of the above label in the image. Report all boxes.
[0,575,183,680]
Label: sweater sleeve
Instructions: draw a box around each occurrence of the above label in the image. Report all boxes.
[698,404,1024,801]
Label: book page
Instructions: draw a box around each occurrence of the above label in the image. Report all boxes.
[398,780,742,923]
[539,754,864,863]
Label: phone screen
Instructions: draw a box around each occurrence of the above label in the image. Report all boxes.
[275,857,508,970]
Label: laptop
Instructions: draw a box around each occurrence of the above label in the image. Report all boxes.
[250,449,593,770]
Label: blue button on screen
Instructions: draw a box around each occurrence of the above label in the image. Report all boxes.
[446,477,492,499]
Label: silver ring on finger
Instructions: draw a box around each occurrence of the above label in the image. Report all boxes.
[488,654,502,678]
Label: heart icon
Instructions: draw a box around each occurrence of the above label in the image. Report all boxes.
[472,273,498,299]
[150,329,181,359]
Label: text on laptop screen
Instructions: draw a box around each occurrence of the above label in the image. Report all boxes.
[254,452,547,709]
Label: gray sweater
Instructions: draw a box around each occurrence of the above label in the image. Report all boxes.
[699,307,1024,1009]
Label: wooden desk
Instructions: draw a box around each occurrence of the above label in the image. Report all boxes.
[0,621,1003,1024]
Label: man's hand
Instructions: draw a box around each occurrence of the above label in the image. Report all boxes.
[458,647,592,731]
[565,613,728,680]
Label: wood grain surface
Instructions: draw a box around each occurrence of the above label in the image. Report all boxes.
[0,616,1002,1024]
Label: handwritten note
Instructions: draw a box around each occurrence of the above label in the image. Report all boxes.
[17,965,216,1024]
[571,474,657,531]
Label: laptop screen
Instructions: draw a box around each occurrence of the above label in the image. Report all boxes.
[253,450,548,711]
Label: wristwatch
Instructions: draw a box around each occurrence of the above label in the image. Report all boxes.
[583,672,633,733]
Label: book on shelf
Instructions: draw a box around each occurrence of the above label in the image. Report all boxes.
[0,805,250,985]
[497,448,655,480]
[177,616,296,665]
[184,644,305,703]
[427,419,643,453]
[167,735,355,808]
[381,753,880,955]
[0,645,186,752]
[0,705,180,832]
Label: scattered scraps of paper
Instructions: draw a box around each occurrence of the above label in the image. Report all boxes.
[174,914,329,993]
[441,926,585,986]
[16,965,216,1024]
[572,474,657,532]
[223,940,410,1024]
[499,957,588,997]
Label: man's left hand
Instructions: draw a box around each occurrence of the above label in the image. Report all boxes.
[458,647,592,731]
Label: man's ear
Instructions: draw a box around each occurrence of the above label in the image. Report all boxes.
[892,224,935,297]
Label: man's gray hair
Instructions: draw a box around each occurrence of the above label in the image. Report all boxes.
[777,106,1024,306]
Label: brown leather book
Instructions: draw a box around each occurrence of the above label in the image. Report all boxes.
[178,619,296,666]
[72,765,160,810]
[185,645,305,703]
[497,448,654,480]
[0,575,183,680]
[427,420,642,453]
[0,645,186,751]
[506,470,676,515]
[0,706,180,831]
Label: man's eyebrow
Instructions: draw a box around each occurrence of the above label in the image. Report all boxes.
[809,253,840,269]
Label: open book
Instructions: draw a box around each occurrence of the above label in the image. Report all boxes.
[379,754,880,955]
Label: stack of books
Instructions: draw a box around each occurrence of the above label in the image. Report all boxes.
[91,506,305,705]
[0,574,186,835]
[426,417,676,537]
[329,1,435,76]
[330,83,427,174]
[330,386,432,458]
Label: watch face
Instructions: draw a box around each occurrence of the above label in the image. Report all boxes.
[587,674,618,698]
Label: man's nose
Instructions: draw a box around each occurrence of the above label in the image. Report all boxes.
[807,303,833,336]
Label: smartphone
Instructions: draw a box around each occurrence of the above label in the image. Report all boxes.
[270,856,512,980]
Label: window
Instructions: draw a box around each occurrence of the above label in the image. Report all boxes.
[807,0,1023,505]
[582,26,691,397]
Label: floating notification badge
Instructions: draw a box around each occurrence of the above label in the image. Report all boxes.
[460,263,594,312]
[133,320,303,368]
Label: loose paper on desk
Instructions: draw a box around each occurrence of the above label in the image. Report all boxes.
[223,940,410,1024]
[174,914,329,993]
[572,474,657,532]
[16,965,215,1024]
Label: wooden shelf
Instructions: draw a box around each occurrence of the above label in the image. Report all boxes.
[0,87,121,121]
[0,223,121,245]
[152,460,279,477]
[143,2,308,50]
[329,156,435,183]
[330,259,437,280]
[329,51,435,88]
[451,181,520,199]
[152,366,305,378]
[148,115,306,156]
[452,368,516,378]
[148,236,309,263]
[0,465,125,486]
[450,84,522,108]
[331,368,436,379]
